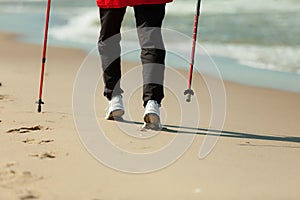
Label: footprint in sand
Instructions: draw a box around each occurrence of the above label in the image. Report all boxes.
[29,152,56,159]
[0,94,13,102]
[17,190,39,200]
[37,139,54,144]
[21,138,36,144]
[0,95,6,101]
[0,163,43,190]
[22,138,54,145]
[6,125,44,134]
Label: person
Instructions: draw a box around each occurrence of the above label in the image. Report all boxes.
[97,0,172,130]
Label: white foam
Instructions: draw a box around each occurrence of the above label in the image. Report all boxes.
[166,0,300,15]
[202,43,300,74]
[38,0,300,75]
[49,8,300,75]
[50,10,99,44]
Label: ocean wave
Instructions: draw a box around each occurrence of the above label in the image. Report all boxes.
[3,0,296,75]
[51,23,300,75]
[48,6,300,75]
[202,43,300,74]
[50,11,99,44]
[167,0,300,15]
[196,0,300,14]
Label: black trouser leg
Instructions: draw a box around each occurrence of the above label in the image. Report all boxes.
[134,4,166,107]
[98,7,126,100]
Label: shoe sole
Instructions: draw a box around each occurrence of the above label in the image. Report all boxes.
[144,113,161,130]
[107,109,124,120]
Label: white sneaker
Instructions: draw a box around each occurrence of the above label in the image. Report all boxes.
[105,95,125,120]
[142,100,162,130]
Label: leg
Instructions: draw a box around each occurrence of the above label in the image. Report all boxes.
[134,4,166,107]
[98,7,126,100]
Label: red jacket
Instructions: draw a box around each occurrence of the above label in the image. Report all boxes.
[96,0,173,8]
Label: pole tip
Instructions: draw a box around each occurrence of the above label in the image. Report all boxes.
[186,94,191,102]
[184,89,194,103]
[37,104,42,113]
[36,99,44,113]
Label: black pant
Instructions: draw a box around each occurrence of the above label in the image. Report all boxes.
[98,4,166,107]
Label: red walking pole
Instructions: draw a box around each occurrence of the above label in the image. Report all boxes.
[37,0,51,112]
[184,0,201,102]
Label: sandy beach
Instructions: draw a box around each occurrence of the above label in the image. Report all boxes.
[1,32,300,200]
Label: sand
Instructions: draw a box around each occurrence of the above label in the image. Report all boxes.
[0,32,300,200]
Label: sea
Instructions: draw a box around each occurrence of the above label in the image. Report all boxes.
[0,0,299,92]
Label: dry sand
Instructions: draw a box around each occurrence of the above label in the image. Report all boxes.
[0,32,300,200]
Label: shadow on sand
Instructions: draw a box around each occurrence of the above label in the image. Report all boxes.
[117,119,300,145]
